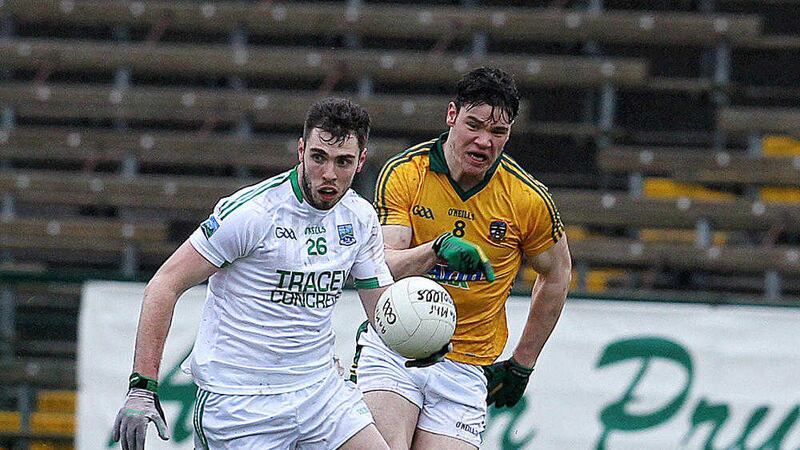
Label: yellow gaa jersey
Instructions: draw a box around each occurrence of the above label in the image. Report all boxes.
[374,132,564,365]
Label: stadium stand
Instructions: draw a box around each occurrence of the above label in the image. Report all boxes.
[0,1,799,448]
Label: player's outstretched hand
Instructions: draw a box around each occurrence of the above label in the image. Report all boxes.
[432,233,495,282]
[483,357,534,408]
[405,343,452,368]
[112,388,169,450]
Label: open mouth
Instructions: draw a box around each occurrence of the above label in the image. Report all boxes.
[466,151,489,164]
[318,187,338,200]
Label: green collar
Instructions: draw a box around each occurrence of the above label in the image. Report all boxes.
[429,132,451,174]
[430,131,503,201]
[289,166,304,203]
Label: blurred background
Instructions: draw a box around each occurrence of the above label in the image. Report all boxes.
[0,0,799,448]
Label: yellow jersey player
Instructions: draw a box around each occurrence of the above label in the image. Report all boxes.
[353,67,572,449]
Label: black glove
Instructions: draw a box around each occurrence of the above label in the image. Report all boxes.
[483,357,534,408]
[405,343,452,368]
[112,374,169,450]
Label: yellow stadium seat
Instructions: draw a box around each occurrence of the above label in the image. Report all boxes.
[36,390,76,414]
[563,225,589,241]
[761,187,800,203]
[762,135,800,157]
[31,443,73,450]
[639,229,728,245]
[586,269,626,293]
[0,411,21,432]
[643,178,736,201]
[30,412,74,436]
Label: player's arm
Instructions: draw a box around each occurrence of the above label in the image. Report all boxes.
[382,224,495,281]
[113,240,218,447]
[356,285,389,326]
[132,240,219,379]
[513,235,571,367]
[381,224,438,279]
[484,235,571,408]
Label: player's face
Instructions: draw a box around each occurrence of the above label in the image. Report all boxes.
[297,128,366,210]
[445,102,512,180]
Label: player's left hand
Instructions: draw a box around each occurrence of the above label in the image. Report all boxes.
[405,343,452,368]
[483,357,534,408]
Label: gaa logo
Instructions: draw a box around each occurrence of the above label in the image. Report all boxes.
[275,227,297,240]
[412,205,435,220]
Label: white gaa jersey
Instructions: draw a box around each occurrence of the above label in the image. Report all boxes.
[187,167,393,395]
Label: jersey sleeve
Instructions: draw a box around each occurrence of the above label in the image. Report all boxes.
[350,213,394,289]
[374,156,418,227]
[189,200,266,268]
[521,185,565,258]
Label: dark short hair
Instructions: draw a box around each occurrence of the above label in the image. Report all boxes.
[454,67,521,123]
[303,98,370,151]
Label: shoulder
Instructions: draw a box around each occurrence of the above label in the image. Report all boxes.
[339,191,378,222]
[215,172,292,221]
[496,154,557,208]
[376,138,437,196]
[378,139,436,176]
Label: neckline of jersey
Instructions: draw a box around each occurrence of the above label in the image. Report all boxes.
[430,131,503,202]
[289,166,304,203]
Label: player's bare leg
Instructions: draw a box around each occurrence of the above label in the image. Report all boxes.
[339,423,390,450]
[364,391,421,449]
[411,429,478,450]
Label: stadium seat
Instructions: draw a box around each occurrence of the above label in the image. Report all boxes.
[718,106,800,135]
[0,83,524,134]
[0,359,76,389]
[598,145,759,175]
[2,2,761,46]
[569,238,800,274]
[35,391,75,415]
[0,126,409,170]
[642,178,735,201]
[30,412,73,436]
[553,189,800,233]
[0,39,648,88]
[0,169,242,212]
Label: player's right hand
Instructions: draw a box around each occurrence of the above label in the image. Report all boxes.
[112,388,170,450]
[432,232,495,282]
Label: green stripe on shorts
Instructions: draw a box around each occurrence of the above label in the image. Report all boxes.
[349,320,370,383]
[194,388,210,450]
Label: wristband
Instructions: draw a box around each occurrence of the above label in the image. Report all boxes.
[431,232,451,254]
[128,372,159,393]
[509,357,535,376]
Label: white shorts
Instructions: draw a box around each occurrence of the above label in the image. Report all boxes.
[193,369,373,449]
[354,325,487,447]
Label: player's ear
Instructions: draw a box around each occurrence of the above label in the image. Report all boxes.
[446,102,458,127]
[356,147,368,173]
[297,137,305,163]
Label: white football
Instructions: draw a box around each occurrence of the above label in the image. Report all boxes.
[374,276,457,360]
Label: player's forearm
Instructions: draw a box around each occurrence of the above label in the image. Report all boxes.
[512,273,569,368]
[131,275,183,379]
[384,242,439,279]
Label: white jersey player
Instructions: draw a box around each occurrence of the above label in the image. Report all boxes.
[113,99,393,450]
